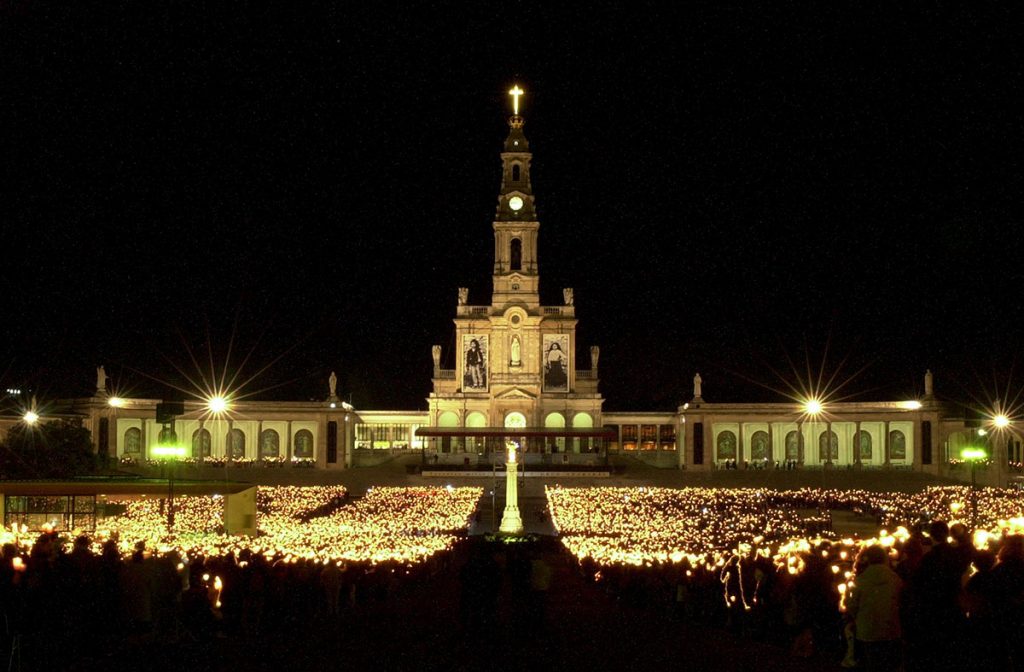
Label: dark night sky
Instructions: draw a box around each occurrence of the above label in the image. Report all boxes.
[1,3,1021,412]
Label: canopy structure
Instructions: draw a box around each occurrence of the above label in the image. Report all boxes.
[415,426,614,466]
[415,427,616,439]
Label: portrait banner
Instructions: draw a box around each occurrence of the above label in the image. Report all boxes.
[542,334,569,392]
[462,335,488,390]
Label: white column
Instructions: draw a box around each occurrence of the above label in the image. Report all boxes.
[500,445,524,534]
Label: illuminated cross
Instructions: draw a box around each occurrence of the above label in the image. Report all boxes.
[508,85,524,115]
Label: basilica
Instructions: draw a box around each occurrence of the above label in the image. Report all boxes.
[1,88,1014,480]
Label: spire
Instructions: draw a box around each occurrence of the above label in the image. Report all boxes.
[495,84,536,222]
[491,83,541,307]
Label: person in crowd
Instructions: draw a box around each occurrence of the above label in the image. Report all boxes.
[991,535,1024,669]
[846,544,903,672]
[903,521,970,671]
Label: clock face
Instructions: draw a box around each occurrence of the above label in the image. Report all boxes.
[508,196,524,211]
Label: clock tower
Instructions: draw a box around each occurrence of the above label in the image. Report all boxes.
[492,96,540,309]
[427,84,604,459]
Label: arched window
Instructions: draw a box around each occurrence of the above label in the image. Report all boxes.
[511,164,521,182]
[818,431,839,461]
[124,427,142,455]
[260,429,280,459]
[889,430,907,460]
[510,238,522,271]
[192,428,212,458]
[785,430,800,461]
[716,430,737,460]
[294,429,314,458]
[856,430,872,461]
[504,412,527,429]
[750,430,769,461]
[545,412,566,453]
[227,428,245,459]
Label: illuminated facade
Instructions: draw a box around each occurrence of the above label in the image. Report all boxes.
[420,95,605,464]
[1,89,1016,482]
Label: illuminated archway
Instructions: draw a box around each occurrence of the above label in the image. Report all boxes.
[227,428,245,459]
[438,411,459,453]
[505,412,527,429]
[545,412,566,452]
[192,428,212,458]
[573,413,594,452]
[294,429,314,459]
[466,411,487,452]
[716,430,737,461]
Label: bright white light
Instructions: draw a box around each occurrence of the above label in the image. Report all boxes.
[207,396,228,413]
[508,84,524,115]
[900,400,923,410]
[978,428,988,436]
[151,445,187,457]
[804,399,823,415]
[23,411,39,425]
[108,397,125,408]
[994,414,1011,429]
[329,402,337,409]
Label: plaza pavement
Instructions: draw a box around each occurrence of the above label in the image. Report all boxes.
[138,452,956,496]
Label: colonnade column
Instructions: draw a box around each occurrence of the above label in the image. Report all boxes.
[854,420,862,468]
[286,420,293,461]
[256,420,263,462]
[767,423,775,468]
[797,420,805,465]
[883,421,891,468]
[227,419,234,464]
[678,419,686,470]
[825,421,833,467]
[738,423,745,466]
[344,415,353,468]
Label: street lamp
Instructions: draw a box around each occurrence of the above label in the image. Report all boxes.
[22,411,39,425]
[802,398,825,473]
[153,444,187,534]
[962,447,988,529]
[207,396,228,414]
[804,399,824,416]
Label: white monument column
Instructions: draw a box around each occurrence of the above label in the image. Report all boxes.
[499,441,524,534]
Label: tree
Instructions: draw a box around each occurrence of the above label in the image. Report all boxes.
[0,419,97,479]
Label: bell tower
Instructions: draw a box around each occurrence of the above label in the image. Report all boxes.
[492,85,540,309]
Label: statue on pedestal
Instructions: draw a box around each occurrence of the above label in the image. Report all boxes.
[457,287,468,305]
[96,365,108,394]
[693,373,703,400]
[563,287,574,306]
[328,371,338,400]
[590,345,600,375]
[499,440,524,535]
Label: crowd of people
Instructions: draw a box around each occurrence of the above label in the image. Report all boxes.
[0,485,483,667]
[3,483,1024,669]
[0,530,461,667]
[80,485,483,564]
[550,485,1024,670]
